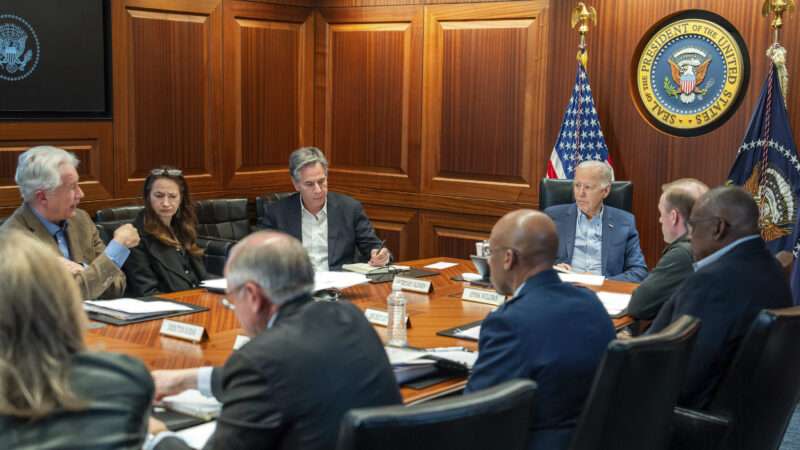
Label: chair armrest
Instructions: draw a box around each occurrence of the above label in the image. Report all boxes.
[197,235,236,278]
[669,406,731,450]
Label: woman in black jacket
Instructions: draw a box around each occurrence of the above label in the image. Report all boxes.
[124,167,207,296]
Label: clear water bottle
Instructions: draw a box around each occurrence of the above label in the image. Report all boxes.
[387,286,407,346]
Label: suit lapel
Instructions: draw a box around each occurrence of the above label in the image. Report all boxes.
[65,214,86,264]
[287,194,302,241]
[326,194,339,264]
[601,206,612,275]
[563,205,578,263]
[18,205,64,258]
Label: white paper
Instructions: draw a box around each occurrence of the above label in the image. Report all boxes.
[314,271,369,291]
[85,299,192,314]
[385,346,433,366]
[558,272,605,286]
[175,421,217,449]
[200,278,227,290]
[455,325,482,340]
[424,261,459,270]
[595,291,632,315]
[162,389,221,409]
[426,350,479,369]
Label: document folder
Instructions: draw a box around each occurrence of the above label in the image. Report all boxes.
[84,296,208,326]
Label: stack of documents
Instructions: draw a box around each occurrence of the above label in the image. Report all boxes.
[84,298,192,321]
[202,272,370,294]
[385,346,479,384]
[557,272,605,286]
[161,389,222,421]
[342,263,410,274]
[595,291,632,315]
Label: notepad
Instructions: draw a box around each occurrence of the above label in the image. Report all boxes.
[595,291,632,315]
[85,299,192,314]
[424,261,459,270]
[342,263,410,274]
[558,272,605,286]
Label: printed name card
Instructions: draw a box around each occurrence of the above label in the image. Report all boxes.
[392,276,432,293]
[365,308,411,327]
[462,287,505,306]
[160,319,207,343]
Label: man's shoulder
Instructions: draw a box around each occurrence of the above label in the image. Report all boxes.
[0,205,27,232]
[328,192,361,209]
[543,203,574,219]
[605,204,635,223]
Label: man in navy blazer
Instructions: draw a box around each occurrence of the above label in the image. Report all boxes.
[259,147,390,271]
[544,161,647,282]
[465,210,615,450]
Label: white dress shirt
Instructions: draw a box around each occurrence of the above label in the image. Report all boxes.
[300,196,329,272]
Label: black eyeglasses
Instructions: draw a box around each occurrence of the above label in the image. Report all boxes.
[150,168,183,177]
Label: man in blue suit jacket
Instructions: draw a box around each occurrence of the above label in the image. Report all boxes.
[544,161,647,282]
[465,210,615,450]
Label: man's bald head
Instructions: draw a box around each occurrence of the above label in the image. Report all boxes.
[695,186,760,236]
[492,209,558,268]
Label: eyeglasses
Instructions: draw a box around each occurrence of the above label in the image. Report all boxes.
[150,168,183,177]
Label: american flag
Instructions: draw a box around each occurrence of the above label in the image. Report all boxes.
[547,61,612,179]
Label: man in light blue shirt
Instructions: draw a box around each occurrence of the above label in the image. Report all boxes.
[0,146,140,299]
[545,161,648,282]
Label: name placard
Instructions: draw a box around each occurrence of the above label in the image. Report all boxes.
[365,308,411,327]
[160,319,207,343]
[233,335,251,350]
[462,287,505,306]
[392,276,432,293]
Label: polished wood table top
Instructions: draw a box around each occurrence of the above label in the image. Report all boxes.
[85,258,636,404]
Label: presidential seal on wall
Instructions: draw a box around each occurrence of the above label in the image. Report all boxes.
[633,10,749,137]
[0,14,40,82]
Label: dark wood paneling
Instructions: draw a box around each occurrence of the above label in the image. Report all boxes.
[545,0,800,266]
[316,6,423,192]
[113,0,223,197]
[0,122,114,207]
[222,1,314,190]
[363,204,419,260]
[421,1,548,201]
[419,211,496,258]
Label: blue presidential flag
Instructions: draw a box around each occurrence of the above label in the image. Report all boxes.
[727,65,800,255]
[547,61,612,179]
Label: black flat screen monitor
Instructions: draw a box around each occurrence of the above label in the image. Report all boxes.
[0,0,110,118]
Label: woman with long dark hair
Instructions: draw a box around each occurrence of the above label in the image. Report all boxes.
[124,167,206,296]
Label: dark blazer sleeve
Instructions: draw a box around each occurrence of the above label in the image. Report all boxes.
[350,199,382,259]
[464,312,523,393]
[260,202,279,230]
[608,214,648,282]
[627,243,692,319]
[123,241,160,297]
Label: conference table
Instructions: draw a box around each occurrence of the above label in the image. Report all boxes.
[85,258,636,405]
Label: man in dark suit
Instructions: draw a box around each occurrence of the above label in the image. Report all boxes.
[544,161,647,282]
[0,146,139,299]
[259,147,389,271]
[647,186,792,407]
[465,209,615,450]
[626,178,708,331]
[146,231,402,450]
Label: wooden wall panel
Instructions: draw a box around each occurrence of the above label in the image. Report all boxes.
[113,0,223,197]
[421,1,548,201]
[222,1,314,190]
[419,211,496,259]
[316,6,423,192]
[364,204,419,260]
[0,122,114,211]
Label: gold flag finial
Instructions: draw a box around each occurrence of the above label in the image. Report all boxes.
[571,2,597,66]
[763,0,795,42]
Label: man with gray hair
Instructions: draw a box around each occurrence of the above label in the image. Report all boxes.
[146,231,401,450]
[545,160,648,282]
[259,146,390,271]
[0,146,139,299]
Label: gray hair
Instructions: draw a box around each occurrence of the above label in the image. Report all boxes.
[575,160,614,187]
[289,147,328,183]
[15,146,80,202]
[226,232,315,305]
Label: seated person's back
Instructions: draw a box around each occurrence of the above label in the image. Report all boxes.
[0,231,153,450]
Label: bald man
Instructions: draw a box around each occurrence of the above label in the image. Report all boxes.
[465,210,615,450]
[627,179,709,329]
[648,186,791,407]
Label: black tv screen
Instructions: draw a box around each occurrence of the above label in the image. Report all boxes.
[0,0,110,118]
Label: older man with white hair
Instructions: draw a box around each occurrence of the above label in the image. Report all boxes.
[544,160,648,282]
[0,146,139,299]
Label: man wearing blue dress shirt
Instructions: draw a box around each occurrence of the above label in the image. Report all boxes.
[545,160,648,282]
[0,146,139,299]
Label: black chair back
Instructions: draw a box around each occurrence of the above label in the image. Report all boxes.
[706,307,800,450]
[95,206,144,244]
[336,379,536,450]
[256,192,293,230]
[195,198,249,241]
[539,178,633,212]
[570,315,701,450]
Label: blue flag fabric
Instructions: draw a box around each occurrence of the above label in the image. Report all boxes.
[547,61,611,179]
[727,65,800,256]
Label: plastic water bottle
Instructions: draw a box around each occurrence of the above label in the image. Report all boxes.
[387,286,407,346]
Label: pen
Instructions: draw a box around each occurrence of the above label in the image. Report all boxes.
[373,239,387,265]
[425,346,467,352]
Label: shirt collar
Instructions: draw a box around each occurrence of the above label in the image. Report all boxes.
[300,195,327,219]
[692,234,760,272]
[577,204,604,223]
[29,204,67,237]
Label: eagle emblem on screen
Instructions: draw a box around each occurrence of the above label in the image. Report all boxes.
[0,14,39,81]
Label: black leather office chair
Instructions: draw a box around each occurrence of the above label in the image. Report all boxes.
[569,315,701,450]
[95,205,144,244]
[336,379,536,450]
[539,178,633,212]
[195,198,250,241]
[255,192,293,230]
[670,307,800,450]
